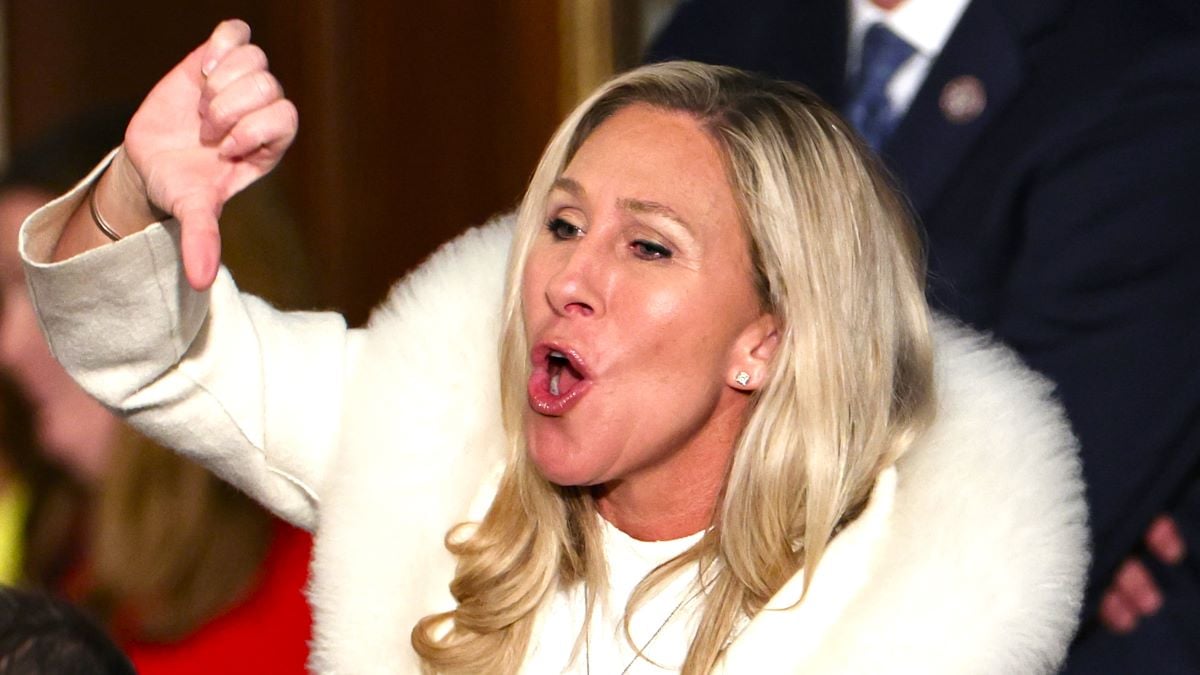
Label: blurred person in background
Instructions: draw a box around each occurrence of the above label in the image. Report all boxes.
[0,367,81,593]
[0,585,135,675]
[649,0,1200,671]
[0,109,315,674]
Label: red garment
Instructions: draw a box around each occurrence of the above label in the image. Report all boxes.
[123,521,313,674]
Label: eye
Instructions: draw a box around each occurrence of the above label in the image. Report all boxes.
[546,217,583,240]
[632,239,673,260]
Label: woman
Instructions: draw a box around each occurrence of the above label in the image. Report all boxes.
[0,112,313,673]
[21,20,1086,673]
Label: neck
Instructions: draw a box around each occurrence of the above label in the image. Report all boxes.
[592,393,748,541]
[593,468,724,541]
[871,0,906,10]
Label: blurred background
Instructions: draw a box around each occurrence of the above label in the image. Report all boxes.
[1,0,680,325]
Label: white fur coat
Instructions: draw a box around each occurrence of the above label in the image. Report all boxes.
[23,179,1088,673]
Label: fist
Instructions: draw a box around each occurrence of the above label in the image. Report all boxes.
[123,19,297,289]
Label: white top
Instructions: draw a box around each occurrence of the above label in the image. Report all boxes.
[523,521,710,673]
[847,0,973,119]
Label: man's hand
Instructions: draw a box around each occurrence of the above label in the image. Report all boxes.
[1099,515,1186,633]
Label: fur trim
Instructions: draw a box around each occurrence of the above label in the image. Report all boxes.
[304,218,1087,673]
[784,318,1089,674]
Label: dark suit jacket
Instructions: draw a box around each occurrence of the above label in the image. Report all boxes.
[649,0,1200,670]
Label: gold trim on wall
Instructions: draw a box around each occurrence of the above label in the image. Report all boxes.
[557,0,615,115]
[0,0,10,170]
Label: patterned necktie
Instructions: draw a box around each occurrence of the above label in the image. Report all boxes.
[844,23,916,150]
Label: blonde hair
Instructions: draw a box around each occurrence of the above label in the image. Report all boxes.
[413,61,936,673]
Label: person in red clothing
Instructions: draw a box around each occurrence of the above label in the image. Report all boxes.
[0,111,315,673]
[117,520,313,674]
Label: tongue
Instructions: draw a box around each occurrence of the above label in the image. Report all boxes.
[549,362,583,397]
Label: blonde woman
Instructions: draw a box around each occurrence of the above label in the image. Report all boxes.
[21,21,1086,674]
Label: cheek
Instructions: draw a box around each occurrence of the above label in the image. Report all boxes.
[640,284,685,318]
[521,243,560,300]
[642,284,726,347]
[621,285,730,385]
[520,257,549,322]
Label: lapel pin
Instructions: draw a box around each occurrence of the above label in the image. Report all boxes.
[940,75,987,124]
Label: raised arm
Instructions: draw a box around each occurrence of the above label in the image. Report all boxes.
[21,21,345,529]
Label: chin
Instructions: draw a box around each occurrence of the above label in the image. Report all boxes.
[525,427,602,487]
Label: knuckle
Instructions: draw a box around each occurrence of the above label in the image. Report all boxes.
[207,99,231,128]
[231,126,257,151]
[247,44,269,70]
[222,18,251,40]
[282,100,300,131]
[239,121,268,149]
[201,80,220,104]
[254,71,281,100]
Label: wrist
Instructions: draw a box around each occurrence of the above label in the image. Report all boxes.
[92,148,165,238]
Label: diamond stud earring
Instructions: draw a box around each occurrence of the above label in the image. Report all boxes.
[735,371,751,387]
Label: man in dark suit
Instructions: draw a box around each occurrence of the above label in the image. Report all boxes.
[648,0,1200,671]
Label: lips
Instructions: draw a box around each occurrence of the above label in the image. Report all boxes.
[527,343,593,416]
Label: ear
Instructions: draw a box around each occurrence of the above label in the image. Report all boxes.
[728,313,779,391]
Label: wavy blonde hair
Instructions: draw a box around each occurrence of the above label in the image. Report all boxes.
[413,61,936,673]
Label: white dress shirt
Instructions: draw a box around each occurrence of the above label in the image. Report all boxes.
[847,0,973,120]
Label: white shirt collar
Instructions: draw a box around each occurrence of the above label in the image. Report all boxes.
[849,0,972,64]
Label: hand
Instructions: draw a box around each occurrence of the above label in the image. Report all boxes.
[121,19,297,290]
[1099,515,1186,633]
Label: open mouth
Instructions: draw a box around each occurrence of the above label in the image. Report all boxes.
[528,344,593,415]
[547,350,584,396]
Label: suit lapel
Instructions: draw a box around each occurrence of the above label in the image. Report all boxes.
[882,0,1025,215]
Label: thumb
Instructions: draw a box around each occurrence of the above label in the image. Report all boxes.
[176,198,223,290]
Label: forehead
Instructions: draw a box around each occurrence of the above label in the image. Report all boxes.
[558,104,740,235]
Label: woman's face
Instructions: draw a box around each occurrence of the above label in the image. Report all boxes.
[0,189,69,416]
[0,187,114,481]
[521,104,774,494]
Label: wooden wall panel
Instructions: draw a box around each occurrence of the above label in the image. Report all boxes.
[6,0,563,324]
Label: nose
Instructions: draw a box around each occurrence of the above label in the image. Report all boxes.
[543,240,606,319]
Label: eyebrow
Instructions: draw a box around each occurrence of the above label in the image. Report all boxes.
[552,176,585,198]
[617,197,693,233]
[551,177,694,233]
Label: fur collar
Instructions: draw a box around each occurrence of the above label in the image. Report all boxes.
[306,217,1087,673]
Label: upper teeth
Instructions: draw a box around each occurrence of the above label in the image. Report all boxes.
[550,350,565,359]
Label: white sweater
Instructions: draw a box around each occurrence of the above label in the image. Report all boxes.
[22,165,1088,673]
